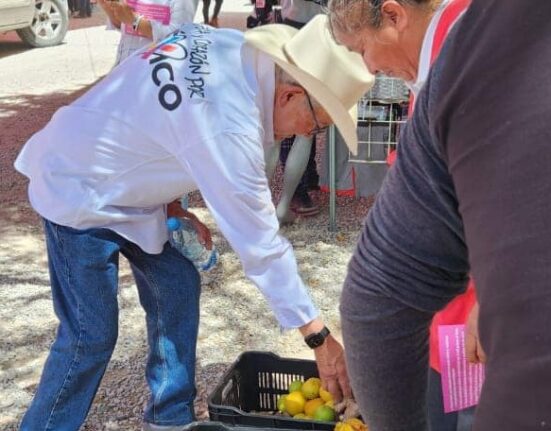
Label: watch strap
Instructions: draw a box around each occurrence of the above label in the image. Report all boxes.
[304,326,330,349]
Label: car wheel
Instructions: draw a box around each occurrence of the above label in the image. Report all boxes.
[16,0,69,48]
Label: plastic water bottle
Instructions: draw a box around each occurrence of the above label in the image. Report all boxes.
[167,217,218,272]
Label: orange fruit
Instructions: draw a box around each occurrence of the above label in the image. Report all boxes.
[285,391,306,416]
[319,387,333,403]
[301,377,321,400]
[304,398,325,417]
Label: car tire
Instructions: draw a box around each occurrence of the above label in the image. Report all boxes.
[16,0,69,48]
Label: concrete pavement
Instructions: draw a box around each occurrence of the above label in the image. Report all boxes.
[0,0,251,99]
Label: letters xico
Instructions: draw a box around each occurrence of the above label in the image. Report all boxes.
[147,32,189,111]
[146,26,212,109]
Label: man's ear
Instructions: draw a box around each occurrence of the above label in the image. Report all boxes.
[380,0,409,32]
[275,84,305,108]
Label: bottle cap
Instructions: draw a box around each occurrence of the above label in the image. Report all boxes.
[166,217,182,231]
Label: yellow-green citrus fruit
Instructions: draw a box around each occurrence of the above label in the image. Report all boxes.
[293,413,309,420]
[319,387,333,403]
[288,379,303,393]
[334,422,354,431]
[304,397,325,417]
[277,395,287,413]
[313,405,336,422]
[344,418,368,431]
[285,391,306,416]
[301,377,321,400]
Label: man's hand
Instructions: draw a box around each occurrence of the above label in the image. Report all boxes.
[313,334,352,403]
[465,302,487,364]
[300,318,352,402]
[167,200,213,249]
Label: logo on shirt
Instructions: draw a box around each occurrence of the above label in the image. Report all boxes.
[143,32,189,111]
[143,25,213,110]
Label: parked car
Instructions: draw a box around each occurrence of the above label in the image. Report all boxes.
[0,0,69,48]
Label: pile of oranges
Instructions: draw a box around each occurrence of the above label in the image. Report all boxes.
[277,377,336,421]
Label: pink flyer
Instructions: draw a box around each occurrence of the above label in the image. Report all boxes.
[124,0,171,36]
[438,324,485,413]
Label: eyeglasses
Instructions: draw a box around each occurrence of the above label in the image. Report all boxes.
[305,92,326,136]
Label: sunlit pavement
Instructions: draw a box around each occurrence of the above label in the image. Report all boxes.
[0,0,251,98]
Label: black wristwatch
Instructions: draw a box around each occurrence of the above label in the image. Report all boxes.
[304,326,330,349]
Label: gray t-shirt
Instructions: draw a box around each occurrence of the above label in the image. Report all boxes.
[280,0,323,25]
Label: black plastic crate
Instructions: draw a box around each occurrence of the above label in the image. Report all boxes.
[208,351,335,431]
[182,421,292,431]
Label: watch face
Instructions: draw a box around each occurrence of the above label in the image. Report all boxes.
[307,333,324,348]
[305,327,330,349]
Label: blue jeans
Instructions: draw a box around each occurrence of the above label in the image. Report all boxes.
[20,219,201,430]
[428,368,475,431]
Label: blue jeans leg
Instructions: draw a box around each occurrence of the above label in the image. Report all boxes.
[125,243,200,426]
[427,368,458,431]
[20,221,122,431]
[21,220,201,430]
[427,368,475,431]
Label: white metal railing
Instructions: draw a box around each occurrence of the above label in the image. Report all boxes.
[328,76,410,230]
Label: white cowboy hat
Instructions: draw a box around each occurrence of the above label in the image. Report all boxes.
[245,14,374,154]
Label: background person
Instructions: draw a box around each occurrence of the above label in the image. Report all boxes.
[14,17,372,431]
[202,0,224,27]
[97,0,199,65]
[77,0,92,17]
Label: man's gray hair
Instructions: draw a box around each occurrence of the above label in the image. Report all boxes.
[327,0,437,34]
[274,65,322,110]
[275,64,301,87]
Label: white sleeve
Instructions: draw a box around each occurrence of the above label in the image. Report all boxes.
[150,0,198,42]
[176,133,319,329]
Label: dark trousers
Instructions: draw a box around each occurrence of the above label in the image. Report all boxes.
[279,135,319,198]
[78,0,91,16]
[427,368,475,431]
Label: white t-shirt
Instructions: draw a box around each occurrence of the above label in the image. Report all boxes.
[109,0,199,65]
[14,24,318,329]
[280,0,323,25]
[407,0,453,97]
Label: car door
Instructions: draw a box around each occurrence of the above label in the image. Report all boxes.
[0,0,35,32]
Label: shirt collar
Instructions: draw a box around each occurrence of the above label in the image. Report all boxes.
[407,0,452,96]
[241,44,276,147]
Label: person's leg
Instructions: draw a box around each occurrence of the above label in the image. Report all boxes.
[457,406,475,431]
[264,140,281,182]
[278,135,294,166]
[20,220,122,431]
[341,289,433,431]
[211,0,223,22]
[304,137,319,190]
[277,135,317,222]
[427,368,458,431]
[202,0,211,24]
[78,0,85,16]
[123,242,201,427]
